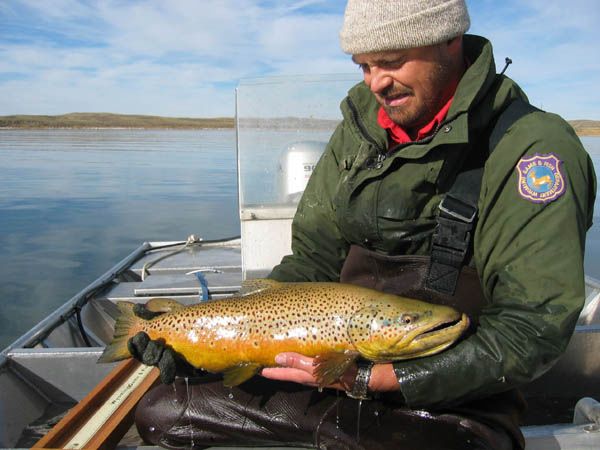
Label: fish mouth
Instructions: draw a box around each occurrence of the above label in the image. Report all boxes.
[389,313,470,359]
[414,313,470,342]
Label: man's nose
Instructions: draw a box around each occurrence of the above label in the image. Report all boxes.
[366,67,393,95]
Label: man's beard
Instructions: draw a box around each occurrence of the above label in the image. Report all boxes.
[381,93,439,132]
[380,60,455,132]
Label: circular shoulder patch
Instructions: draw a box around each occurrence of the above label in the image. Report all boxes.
[516,153,566,203]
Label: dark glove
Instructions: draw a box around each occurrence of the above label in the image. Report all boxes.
[127,304,203,384]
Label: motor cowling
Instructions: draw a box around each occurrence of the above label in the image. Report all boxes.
[278,141,326,204]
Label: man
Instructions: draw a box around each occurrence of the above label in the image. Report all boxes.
[131,1,596,448]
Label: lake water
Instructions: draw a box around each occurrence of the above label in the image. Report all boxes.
[0,129,239,349]
[1,130,599,350]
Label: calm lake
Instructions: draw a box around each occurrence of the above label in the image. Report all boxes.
[1,129,599,349]
[0,129,239,349]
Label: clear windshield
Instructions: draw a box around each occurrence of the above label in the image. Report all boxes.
[236,74,360,211]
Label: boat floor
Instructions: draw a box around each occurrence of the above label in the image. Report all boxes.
[2,239,600,449]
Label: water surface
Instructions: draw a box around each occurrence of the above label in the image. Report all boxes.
[0,130,599,349]
[0,129,239,349]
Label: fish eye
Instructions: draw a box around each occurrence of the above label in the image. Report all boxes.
[399,313,418,324]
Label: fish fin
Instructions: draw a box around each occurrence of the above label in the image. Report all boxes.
[222,363,261,387]
[235,278,282,297]
[313,351,360,387]
[97,301,143,363]
[145,297,185,313]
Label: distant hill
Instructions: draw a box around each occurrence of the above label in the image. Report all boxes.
[569,120,600,136]
[1,113,598,135]
[0,113,234,129]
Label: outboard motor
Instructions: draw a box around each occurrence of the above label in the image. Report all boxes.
[278,141,326,204]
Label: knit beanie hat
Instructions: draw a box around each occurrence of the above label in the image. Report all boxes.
[340,0,470,54]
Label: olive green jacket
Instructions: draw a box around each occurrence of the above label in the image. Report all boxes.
[269,35,596,408]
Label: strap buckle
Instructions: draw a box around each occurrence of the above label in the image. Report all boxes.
[438,195,477,223]
[427,196,478,295]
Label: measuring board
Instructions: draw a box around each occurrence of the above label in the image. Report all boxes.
[33,359,159,449]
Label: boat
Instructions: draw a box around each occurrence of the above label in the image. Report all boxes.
[1,75,599,449]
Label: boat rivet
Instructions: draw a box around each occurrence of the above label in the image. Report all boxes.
[443,125,452,133]
[583,424,600,433]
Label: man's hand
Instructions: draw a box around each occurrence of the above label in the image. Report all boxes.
[128,331,178,384]
[127,304,201,384]
[261,352,401,393]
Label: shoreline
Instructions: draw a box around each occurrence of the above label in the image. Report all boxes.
[0,126,234,130]
[1,113,599,136]
[0,113,234,130]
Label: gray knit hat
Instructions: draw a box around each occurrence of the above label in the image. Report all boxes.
[340,0,470,54]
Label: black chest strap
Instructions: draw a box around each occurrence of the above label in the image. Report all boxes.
[426,99,537,295]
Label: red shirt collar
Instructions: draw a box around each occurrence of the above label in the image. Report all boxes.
[377,95,454,145]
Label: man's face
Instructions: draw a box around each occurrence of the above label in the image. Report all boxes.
[352,39,463,132]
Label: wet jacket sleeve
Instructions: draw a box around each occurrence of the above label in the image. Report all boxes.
[392,112,597,408]
[268,126,350,282]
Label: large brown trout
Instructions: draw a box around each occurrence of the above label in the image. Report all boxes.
[99,279,469,387]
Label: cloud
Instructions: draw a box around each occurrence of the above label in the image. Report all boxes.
[0,0,598,119]
[469,0,600,119]
[0,0,350,116]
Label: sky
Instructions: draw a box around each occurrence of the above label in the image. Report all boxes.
[0,0,598,120]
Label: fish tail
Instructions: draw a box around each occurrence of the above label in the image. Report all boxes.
[97,301,143,363]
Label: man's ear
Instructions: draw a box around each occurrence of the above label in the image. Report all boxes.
[447,35,463,54]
